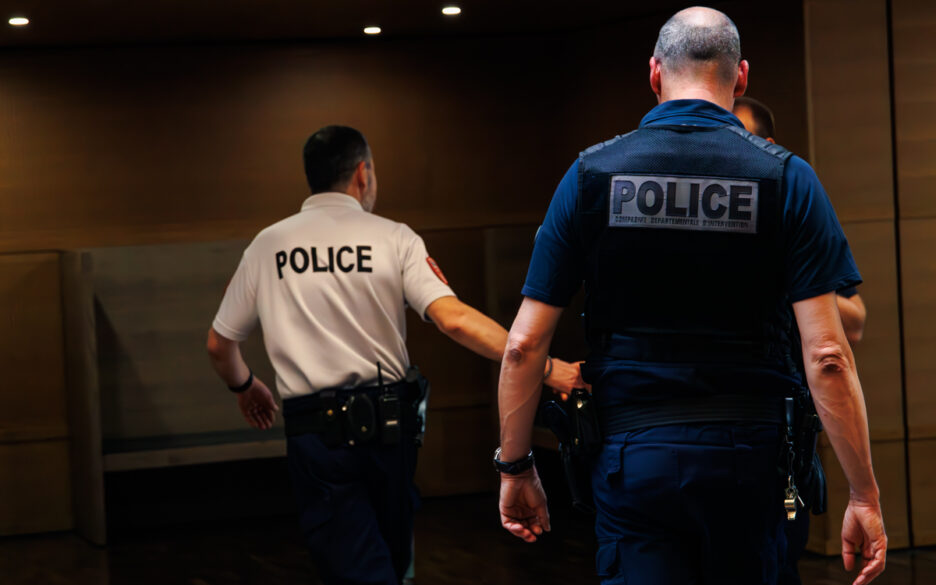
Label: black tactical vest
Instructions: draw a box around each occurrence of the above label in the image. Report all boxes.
[576,124,798,373]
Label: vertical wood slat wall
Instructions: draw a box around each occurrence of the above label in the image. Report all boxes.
[892,0,936,548]
[804,0,936,552]
[804,0,909,554]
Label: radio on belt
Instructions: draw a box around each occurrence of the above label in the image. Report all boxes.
[376,362,402,445]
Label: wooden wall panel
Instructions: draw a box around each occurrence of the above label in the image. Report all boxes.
[0,441,72,535]
[0,252,72,536]
[805,0,894,222]
[808,440,910,553]
[893,0,936,219]
[0,253,68,441]
[900,218,936,439]
[0,6,812,256]
[908,438,936,546]
[87,241,279,441]
[841,221,904,440]
[0,38,571,255]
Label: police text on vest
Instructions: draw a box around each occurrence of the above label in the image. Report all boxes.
[608,175,758,234]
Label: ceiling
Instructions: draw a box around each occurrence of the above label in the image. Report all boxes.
[0,0,693,48]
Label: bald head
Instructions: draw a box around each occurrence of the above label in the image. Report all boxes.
[653,7,741,85]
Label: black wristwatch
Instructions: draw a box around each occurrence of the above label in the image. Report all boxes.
[493,447,535,475]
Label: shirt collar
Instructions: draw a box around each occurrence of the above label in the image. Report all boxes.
[300,192,363,212]
[639,99,744,129]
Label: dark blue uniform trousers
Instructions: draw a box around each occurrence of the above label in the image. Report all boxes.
[287,432,419,585]
[591,424,786,585]
[778,511,810,585]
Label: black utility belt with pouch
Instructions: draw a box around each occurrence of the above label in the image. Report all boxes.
[283,366,429,448]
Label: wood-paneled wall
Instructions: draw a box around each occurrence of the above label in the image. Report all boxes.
[0,37,575,254]
[0,253,72,535]
[804,0,909,553]
[893,0,936,548]
[804,0,936,552]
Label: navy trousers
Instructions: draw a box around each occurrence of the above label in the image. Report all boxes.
[287,432,419,585]
[591,423,786,585]
[778,511,810,585]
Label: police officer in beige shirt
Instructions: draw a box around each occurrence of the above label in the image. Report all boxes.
[207,125,584,585]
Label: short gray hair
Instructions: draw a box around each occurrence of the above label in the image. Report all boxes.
[653,7,741,84]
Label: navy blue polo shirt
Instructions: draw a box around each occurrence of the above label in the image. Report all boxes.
[523,99,861,399]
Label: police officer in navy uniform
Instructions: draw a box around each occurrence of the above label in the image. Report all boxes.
[206,125,584,585]
[495,7,886,585]
[734,95,870,585]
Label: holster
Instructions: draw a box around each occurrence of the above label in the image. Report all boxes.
[542,389,601,514]
[790,387,827,514]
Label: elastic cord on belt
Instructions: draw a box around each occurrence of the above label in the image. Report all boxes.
[600,394,786,435]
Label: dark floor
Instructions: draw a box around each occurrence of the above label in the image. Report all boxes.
[0,492,933,585]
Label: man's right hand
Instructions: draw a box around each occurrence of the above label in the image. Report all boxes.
[841,497,887,585]
[236,378,279,430]
[545,358,589,400]
[499,467,551,543]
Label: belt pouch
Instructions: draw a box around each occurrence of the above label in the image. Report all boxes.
[570,389,602,455]
[378,391,402,445]
[345,393,378,445]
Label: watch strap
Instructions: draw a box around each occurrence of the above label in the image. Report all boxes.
[493,447,535,475]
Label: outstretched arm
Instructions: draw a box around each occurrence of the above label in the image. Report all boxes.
[425,295,584,393]
[793,292,885,585]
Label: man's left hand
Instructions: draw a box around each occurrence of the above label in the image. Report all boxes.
[499,467,550,543]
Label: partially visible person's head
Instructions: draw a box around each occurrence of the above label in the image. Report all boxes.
[303,125,376,211]
[650,7,747,106]
[733,96,776,142]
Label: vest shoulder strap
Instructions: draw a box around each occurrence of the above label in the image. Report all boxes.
[722,125,794,163]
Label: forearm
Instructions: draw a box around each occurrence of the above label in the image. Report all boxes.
[206,328,251,387]
[440,304,509,361]
[795,293,878,501]
[836,295,866,344]
[498,336,548,462]
[804,346,878,501]
[497,298,563,461]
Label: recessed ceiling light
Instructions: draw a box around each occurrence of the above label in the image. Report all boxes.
[8,16,29,27]
[363,26,382,35]
[442,6,462,16]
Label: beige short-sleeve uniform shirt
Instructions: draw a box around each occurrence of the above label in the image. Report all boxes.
[212,192,455,399]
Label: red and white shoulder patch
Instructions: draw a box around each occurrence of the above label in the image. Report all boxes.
[426,257,449,285]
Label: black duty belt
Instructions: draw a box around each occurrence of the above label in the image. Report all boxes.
[600,394,786,435]
[283,377,421,444]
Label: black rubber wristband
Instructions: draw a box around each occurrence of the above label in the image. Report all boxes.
[228,369,254,393]
[543,355,554,381]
